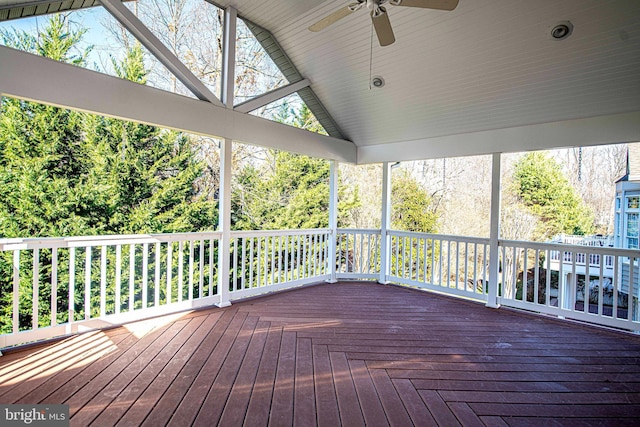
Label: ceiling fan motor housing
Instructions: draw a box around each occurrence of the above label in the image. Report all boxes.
[309,0,459,46]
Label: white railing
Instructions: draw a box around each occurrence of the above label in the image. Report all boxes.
[335,229,489,302]
[229,229,331,300]
[499,240,639,331]
[0,229,333,348]
[387,231,490,302]
[0,232,222,348]
[550,250,615,268]
[335,229,639,330]
[336,229,381,279]
[2,229,639,348]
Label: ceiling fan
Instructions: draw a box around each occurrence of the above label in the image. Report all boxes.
[309,0,459,47]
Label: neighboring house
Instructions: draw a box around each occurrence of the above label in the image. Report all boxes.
[615,143,640,298]
[552,143,640,301]
[614,143,640,250]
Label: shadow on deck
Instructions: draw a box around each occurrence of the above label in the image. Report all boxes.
[1,281,640,426]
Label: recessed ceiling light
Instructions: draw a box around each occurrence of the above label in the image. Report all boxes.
[550,21,574,41]
[371,76,385,88]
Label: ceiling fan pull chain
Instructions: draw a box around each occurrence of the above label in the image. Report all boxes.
[369,20,374,89]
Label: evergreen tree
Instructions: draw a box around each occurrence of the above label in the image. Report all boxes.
[232,101,356,230]
[272,100,327,135]
[0,15,97,332]
[392,169,438,233]
[232,151,357,230]
[0,15,96,238]
[92,43,217,233]
[512,152,594,239]
[294,104,326,135]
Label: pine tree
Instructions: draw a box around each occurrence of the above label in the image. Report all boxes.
[392,169,438,233]
[232,101,357,230]
[100,44,217,233]
[232,151,333,230]
[512,152,594,239]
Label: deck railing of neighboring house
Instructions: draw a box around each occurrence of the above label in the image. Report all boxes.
[548,248,617,279]
[2,229,639,348]
[549,234,617,280]
[552,234,615,247]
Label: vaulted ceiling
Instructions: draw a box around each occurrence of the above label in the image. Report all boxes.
[211,0,640,162]
[1,0,639,163]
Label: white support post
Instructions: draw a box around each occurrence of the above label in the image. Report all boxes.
[221,6,237,107]
[487,152,502,308]
[216,7,236,308]
[328,161,338,283]
[379,162,392,284]
[217,137,232,307]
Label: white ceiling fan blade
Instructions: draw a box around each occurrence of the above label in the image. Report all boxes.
[392,0,459,11]
[309,4,360,32]
[371,7,395,47]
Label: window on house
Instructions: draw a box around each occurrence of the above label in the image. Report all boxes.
[627,213,639,249]
[615,197,622,247]
[626,195,640,249]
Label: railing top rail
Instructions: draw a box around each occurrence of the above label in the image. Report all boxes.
[337,228,382,234]
[0,231,223,251]
[230,228,331,238]
[499,239,639,256]
[389,230,490,244]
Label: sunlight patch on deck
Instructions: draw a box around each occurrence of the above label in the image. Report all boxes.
[123,311,194,338]
[0,331,118,386]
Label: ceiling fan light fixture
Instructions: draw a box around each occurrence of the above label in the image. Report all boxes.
[550,21,574,40]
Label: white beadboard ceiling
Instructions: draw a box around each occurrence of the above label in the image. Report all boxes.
[1,0,639,163]
[213,0,640,161]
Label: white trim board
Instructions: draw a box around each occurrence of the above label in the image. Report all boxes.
[357,111,640,164]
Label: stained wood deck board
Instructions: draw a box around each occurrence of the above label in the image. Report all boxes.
[1,281,640,426]
[269,329,298,426]
[243,325,282,426]
[115,311,224,426]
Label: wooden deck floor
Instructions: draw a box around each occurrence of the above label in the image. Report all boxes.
[1,281,640,426]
